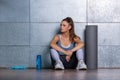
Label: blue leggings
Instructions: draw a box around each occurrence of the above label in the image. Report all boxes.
[50,48,84,62]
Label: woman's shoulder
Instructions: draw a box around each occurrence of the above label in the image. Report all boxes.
[74,35,81,39]
[54,34,61,37]
[53,34,61,40]
[54,34,59,38]
[73,35,81,42]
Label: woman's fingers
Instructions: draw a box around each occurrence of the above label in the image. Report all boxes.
[66,56,71,62]
[66,50,73,56]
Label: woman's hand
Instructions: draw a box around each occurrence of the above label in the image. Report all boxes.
[66,56,71,62]
[66,50,73,56]
[65,50,73,62]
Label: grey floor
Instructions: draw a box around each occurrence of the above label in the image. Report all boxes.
[0,69,120,80]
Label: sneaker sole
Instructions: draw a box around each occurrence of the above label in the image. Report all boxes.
[79,66,87,70]
[55,68,64,70]
[79,68,87,70]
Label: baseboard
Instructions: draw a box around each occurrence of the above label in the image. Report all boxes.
[0,67,120,69]
[0,67,52,69]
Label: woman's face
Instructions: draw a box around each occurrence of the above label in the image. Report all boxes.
[60,21,71,33]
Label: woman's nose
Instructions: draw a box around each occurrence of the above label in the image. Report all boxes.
[61,26,63,29]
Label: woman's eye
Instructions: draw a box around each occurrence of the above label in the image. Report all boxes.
[63,25,66,27]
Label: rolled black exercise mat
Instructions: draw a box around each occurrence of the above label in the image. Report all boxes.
[85,25,98,69]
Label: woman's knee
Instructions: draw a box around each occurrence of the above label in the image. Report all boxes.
[76,48,83,53]
[50,48,57,52]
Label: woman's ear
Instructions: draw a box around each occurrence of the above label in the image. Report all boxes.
[68,25,71,30]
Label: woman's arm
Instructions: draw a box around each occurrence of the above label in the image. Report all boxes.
[50,35,69,55]
[71,37,84,52]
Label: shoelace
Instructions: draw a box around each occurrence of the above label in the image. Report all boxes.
[78,61,84,67]
[56,62,63,66]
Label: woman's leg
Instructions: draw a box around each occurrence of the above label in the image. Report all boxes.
[50,48,64,69]
[76,48,84,61]
[50,48,61,62]
[76,48,87,70]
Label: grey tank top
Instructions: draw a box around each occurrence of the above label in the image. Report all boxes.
[57,34,75,50]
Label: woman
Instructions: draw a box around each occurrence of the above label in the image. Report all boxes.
[50,17,87,70]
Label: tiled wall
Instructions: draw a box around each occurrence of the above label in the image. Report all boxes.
[0,0,120,68]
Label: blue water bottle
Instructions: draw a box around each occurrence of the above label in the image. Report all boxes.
[36,55,42,70]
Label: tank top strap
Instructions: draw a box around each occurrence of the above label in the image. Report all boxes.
[57,34,61,42]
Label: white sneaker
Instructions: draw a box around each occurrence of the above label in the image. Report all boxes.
[76,60,87,70]
[55,61,64,70]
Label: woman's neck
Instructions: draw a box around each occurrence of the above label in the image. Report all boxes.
[61,31,69,38]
